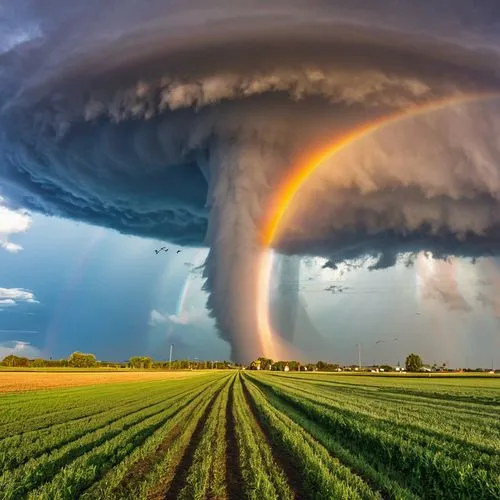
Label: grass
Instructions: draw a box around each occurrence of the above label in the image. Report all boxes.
[0,371,498,498]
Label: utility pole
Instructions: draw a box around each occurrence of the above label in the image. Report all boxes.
[356,343,361,371]
[169,344,173,368]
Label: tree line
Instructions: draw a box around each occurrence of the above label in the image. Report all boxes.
[249,358,344,372]
[3,351,492,373]
[127,357,232,370]
[249,354,434,373]
[0,352,233,369]
[1,352,101,368]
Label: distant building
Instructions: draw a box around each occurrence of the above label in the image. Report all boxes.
[284,364,290,372]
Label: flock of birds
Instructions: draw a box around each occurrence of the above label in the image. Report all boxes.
[154,247,182,255]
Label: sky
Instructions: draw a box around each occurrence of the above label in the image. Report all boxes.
[0,200,498,367]
[0,206,229,362]
[1,1,500,365]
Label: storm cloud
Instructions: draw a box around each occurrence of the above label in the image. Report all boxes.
[2,1,500,360]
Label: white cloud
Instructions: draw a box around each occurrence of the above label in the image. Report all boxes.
[167,312,192,325]
[1,242,23,253]
[149,307,204,327]
[0,340,41,359]
[149,309,167,326]
[0,202,31,253]
[0,206,31,234]
[0,288,38,306]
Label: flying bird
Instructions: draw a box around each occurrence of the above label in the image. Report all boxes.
[375,340,385,344]
[154,247,168,254]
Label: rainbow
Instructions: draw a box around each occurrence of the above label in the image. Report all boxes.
[43,227,105,356]
[175,249,207,319]
[257,92,500,358]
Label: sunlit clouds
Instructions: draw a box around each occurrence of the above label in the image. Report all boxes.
[0,288,38,306]
[0,199,31,253]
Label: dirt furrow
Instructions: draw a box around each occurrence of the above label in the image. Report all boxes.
[163,386,223,499]
[111,385,214,497]
[223,378,243,500]
[240,375,301,499]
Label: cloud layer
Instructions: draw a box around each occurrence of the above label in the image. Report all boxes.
[149,308,204,327]
[0,288,38,306]
[2,1,500,360]
[0,198,31,252]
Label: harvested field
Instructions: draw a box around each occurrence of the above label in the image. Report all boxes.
[0,370,207,392]
[0,372,498,498]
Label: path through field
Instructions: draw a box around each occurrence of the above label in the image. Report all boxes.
[0,372,498,499]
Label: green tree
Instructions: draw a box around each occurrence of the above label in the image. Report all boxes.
[128,356,153,369]
[405,353,423,372]
[128,356,141,368]
[257,357,273,370]
[46,359,69,367]
[250,359,261,370]
[1,355,29,367]
[68,351,97,368]
[316,361,328,371]
[271,361,286,371]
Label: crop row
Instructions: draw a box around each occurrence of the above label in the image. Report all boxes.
[0,376,221,474]
[0,377,220,438]
[0,373,228,499]
[1,371,497,499]
[246,372,500,499]
[83,374,229,500]
[258,375,500,462]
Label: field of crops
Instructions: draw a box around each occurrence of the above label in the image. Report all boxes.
[0,371,498,499]
[0,369,207,392]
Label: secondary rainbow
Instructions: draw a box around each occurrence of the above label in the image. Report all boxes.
[257,92,500,358]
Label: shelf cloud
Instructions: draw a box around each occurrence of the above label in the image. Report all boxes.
[2,1,500,360]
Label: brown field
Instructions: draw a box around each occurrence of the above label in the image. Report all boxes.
[0,370,208,392]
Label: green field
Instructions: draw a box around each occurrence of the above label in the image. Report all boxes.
[0,372,498,499]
